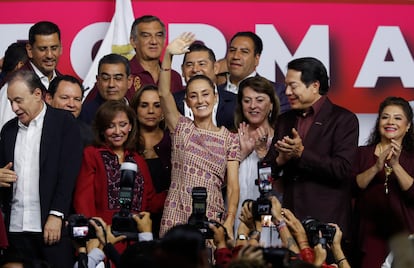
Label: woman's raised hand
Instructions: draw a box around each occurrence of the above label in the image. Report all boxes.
[166,32,196,55]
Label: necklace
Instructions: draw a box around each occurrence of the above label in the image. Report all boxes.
[142,147,157,159]
[378,143,392,195]
[384,162,392,195]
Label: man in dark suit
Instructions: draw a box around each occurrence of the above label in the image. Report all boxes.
[79,53,132,125]
[173,43,237,131]
[266,57,359,244]
[0,21,63,129]
[45,75,93,147]
[225,31,290,114]
[0,71,83,267]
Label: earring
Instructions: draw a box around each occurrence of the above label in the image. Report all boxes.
[268,110,272,118]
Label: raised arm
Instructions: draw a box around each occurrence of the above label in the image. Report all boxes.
[269,196,300,254]
[159,33,195,131]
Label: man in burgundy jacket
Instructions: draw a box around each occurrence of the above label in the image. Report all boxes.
[265,57,359,245]
[83,15,182,103]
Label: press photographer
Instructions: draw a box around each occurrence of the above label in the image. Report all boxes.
[68,214,102,244]
[70,213,154,268]
[278,206,350,268]
[212,196,298,268]
[302,217,336,248]
[70,216,125,268]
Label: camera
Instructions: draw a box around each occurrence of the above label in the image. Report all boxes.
[252,161,273,220]
[302,217,336,247]
[188,187,220,239]
[111,162,139,240]
[67,214,102,242]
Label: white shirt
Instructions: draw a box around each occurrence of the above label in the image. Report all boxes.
[0,62,56,131]
[381,253,393,268]
[9,103,46,232]
[30,61,57,90]
[225,71,257,94]
[183,84,219,126]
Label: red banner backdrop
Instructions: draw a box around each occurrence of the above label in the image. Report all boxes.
[1,1,413,119]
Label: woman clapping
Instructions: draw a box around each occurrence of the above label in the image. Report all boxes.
[353,96,414,267]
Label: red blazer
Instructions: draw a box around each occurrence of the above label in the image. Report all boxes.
[73,145,159,224]
[0,212,7,248]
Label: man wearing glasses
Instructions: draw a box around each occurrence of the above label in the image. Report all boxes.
[78,53,132,125]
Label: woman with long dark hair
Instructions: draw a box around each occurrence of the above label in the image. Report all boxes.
[353,96,414,267]
[130,85,171,238]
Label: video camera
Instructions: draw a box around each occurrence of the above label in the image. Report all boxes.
[67,214,103,243]
[302,217,336,247]
[188,187,220,239]
[252,161,273,221]
[111,162,139,240]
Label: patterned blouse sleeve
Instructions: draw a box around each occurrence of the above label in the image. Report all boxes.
[227,131,241,162]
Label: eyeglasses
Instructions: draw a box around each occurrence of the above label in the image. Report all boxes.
[98,74,126,82]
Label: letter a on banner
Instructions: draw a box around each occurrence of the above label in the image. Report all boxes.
[82,0,135,97]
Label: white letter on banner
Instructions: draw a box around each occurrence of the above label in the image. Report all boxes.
[257,25,330,82]
[168,23,227,82]
[71,22,110,79]
[0,24,32,55]
[355,26,414,88]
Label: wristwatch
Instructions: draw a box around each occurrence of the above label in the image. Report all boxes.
[237,234,248,240]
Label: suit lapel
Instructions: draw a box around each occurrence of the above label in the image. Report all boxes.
[5,119,19,162]
[39,106,52,168]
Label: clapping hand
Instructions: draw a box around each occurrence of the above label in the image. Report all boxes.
[238,123,270,160]
[275,128,304,165]
[389,138,403,167]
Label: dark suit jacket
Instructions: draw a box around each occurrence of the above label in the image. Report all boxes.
[173,84,238,131]
[269,78,290,115]
[17,61,63,93]
[78,88,106,125]
[0,105,83,229]
[265,98,359,238]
